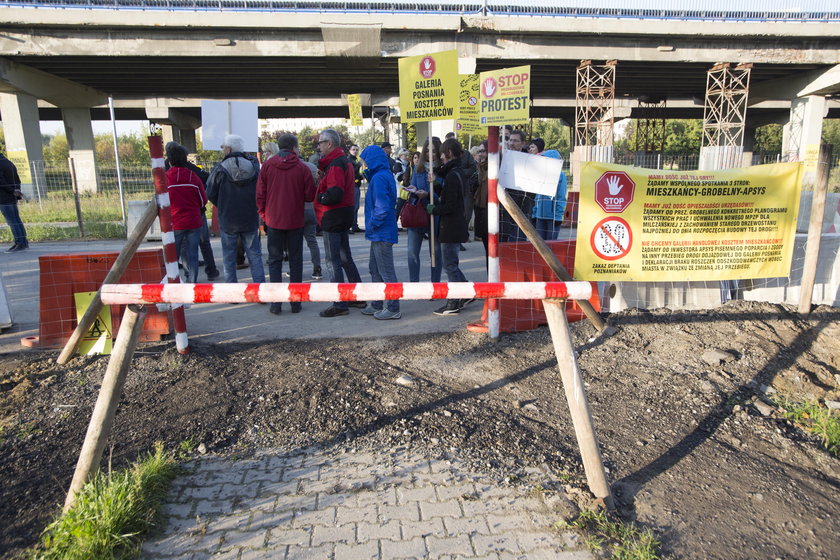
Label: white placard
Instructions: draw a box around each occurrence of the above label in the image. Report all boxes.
[498,149,564,197]
[200,100,259,152]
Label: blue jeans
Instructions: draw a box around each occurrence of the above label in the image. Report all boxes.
[0,203,27,245]
[174,228,201,283]
[198,214,218,275]
[441,242,467,282]
[369,241,399,312]
[406,225,441,283]
[267,226,303,284]
[535,218,560,241]
[303,206,321,268]
[322,230,361,309]
[221,230,265,283]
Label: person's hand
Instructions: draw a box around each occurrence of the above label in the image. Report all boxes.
[426,203,435,214]
[13,189,22,200]
[415,190,429,199]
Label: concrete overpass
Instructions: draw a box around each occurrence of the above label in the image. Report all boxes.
[1,1,839,191]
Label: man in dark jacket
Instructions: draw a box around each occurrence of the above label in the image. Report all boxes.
[206,134,266,285]
[313,128,365,317]
[256,133,315,315]
[347,144,364,233]
[426,138,471,315]
[0,153,28,252]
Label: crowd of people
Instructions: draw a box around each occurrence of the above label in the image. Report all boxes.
[162,126,570,320]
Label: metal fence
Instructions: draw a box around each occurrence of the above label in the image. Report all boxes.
[3,0,838,20]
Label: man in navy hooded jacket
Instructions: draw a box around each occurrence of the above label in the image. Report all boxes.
[360,145,401,320]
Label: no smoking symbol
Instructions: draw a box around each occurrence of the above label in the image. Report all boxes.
[590,217,632,261]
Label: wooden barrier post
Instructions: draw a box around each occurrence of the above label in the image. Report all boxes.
[798,144,833,314]
[543,298,613,509]
[496,185,609,333]
[57,199,159,365]
[64,304,147,512]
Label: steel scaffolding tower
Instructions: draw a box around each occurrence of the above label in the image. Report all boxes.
[700,62,752,170]
[575,59,617,154]
[635,97,666,153]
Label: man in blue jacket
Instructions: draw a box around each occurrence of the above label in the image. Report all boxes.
[360,145,401,320]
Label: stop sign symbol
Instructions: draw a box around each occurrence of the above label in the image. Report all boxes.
[594,171,635,213]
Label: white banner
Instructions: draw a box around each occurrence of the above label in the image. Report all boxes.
[200,100,259,152]
[498,149,564,197]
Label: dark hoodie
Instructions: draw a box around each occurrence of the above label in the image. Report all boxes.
[207,152,261,233]
[256,150,315,230]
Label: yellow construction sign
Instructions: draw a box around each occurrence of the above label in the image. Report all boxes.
[6,150,32,183]
[479,65,531,126]
[457,74,482,133]
[574,162,802,281]
[347,94,364,126]
[74,291,113,355]
[398,50,459,123]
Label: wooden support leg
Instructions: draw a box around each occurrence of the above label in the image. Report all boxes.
[63,304,147,512]
[543,298,613,509]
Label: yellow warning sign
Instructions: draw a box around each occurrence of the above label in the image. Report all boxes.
[803,144,820,174]
[479,65,531,126]
[457,74,482,134]
[347,94,364,126]
[574,162,802,282]
[398,50,459,123]
[6,150,31,184]
[74,291,113,355]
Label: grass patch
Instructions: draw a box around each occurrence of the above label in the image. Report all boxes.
[775,399,840,456]
[0,222,127,243]
[33,442,179,560]
[558,509,661,560]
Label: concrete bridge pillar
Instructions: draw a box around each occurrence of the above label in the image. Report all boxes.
[161,125,197,153]
[742,126,757,167]
[783,95,826,183]
[61,108,99,194]
[0,92,44,199]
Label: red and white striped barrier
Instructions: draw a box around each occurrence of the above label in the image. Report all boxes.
[100,281,592,306]
[148,135,190,354]
[486,126,501,339]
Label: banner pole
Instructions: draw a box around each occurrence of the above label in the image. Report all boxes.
[428,135,437,269]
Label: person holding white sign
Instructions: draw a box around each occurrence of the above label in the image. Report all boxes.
[405,138,443,284]
[532,149,567,241]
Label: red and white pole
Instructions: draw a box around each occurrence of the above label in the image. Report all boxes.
[486,126,501,340]
[148,135,190,354]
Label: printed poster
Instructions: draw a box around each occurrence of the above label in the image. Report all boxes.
[398,50,459,123]
[347,94,364,126]
[457,74,481,133]
[74,291,113,355]
[479,65,531,126]
[574,162,802,282]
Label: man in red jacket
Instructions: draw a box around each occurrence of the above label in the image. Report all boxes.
[257,133,315,315]
[313,128,365,317]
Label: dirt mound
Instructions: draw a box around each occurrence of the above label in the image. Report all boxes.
[1,300,838,558]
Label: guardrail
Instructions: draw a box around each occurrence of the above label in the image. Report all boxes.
[3,0,838,21]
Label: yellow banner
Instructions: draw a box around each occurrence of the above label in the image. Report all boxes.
[574,162,802,281]
[347,94,364,126]
[457,74,482,133]
[6,150,31,184]
[479,65,531,126]
[803,144,820,173]
[398,50,459,123]
[74,291,113,355]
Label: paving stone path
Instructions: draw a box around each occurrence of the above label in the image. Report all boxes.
[141,446,594,560]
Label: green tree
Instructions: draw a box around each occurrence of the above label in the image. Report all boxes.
[530,119,571,153]
[43,133,69,166]
[754,124,783,154]
[663,119,702,156]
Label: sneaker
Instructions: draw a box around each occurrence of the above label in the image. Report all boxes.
[291,303,302,314]
[361,304,378,316]
[8,242,28,252]
[319,306,349,317]
[351,226,364,233]
[236,262,248,270]
[434,301,462,315]
[206,269,220,280]
[283,271,290,278]
[460,244,467,251]
[348,301,367,309]
[270,303,283,315]
[312,266,322,280]
[374,309,401,320]
[5,244,19,253]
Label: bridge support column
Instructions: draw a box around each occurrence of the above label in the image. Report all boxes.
[742,126,757,167]
[161,125,198,154]
[783,95,826,184]
[0,92,44,199]
[62,108,99,194]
